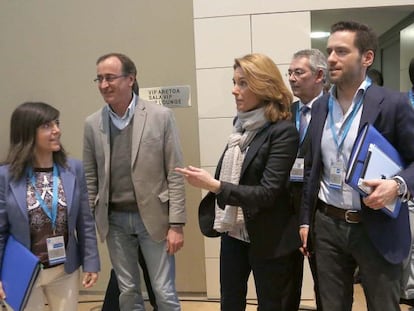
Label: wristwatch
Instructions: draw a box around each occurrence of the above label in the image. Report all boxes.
[393,176,407,197]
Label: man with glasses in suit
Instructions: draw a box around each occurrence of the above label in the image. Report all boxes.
[285,48,327,311]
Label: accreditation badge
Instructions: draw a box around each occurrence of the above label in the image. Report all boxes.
[329,160,343,189]
[46,235,66,265]
[290,158,304,182]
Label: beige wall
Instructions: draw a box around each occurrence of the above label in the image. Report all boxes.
[0,0,204,294]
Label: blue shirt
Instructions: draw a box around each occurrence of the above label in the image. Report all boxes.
[107,93,138,130]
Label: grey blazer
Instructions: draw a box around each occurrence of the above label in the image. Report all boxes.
[83,97,186,242]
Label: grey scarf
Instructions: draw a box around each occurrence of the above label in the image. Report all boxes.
[213,107,268,239]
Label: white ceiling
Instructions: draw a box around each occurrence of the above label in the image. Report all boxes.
[311,5,414,53]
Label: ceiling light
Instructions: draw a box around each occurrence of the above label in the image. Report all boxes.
[310,31,330,39]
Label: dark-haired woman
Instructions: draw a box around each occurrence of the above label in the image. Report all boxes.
[0,102,100,311]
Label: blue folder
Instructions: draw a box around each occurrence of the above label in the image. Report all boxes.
[1,235,41,311]
[345,123,405,218]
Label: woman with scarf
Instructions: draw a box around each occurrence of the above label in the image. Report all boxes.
[176,53,300,311]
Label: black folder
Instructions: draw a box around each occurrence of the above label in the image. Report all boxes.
[1,235,41,311]
[345,123,405,218]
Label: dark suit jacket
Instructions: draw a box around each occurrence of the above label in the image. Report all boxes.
[290,101,312,216]
[213,119,301,261]
[301,85,414,264]
[0,159,100,274]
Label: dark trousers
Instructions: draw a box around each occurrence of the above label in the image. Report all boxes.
[308,252,323,311]
[281,249,303,311]
[220,234,297,311]
[102,248,158,311]
[314,209,401,311]
[282,247,323,311]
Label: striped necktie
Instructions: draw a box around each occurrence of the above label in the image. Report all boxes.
[299,105,310,140]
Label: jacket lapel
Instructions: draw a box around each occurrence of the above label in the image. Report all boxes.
[10,178,29,221]
[131,99,147,168]
[359,86,382,130]
[241,124,271,176]
[59,165,74,215]
[99,108,111,177]
[313,94,329,155]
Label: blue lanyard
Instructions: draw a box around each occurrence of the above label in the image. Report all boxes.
[295,105,309,145]
[409,89,414,107]
[328,93,365,154]
[29,164,59,232]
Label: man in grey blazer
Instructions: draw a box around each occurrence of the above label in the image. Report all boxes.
[83,52,186,311]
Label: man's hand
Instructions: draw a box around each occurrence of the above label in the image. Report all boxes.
[299,227,310,257]
[362,179,398,209]
[166,227,184,255]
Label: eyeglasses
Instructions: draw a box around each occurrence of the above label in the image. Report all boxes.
[286,69,307,78]
[93,74,126,83]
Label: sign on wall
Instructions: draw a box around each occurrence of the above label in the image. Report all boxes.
[140,85,191,108]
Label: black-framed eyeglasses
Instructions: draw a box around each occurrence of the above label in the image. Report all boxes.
[93,74,126,83]
[286,69,307,78]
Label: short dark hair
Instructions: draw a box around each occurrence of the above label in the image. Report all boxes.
[4,102,67,180]
[409,58,414,86]
[331,21,378,57]
[367,68,384,86]
[96,52,139,95]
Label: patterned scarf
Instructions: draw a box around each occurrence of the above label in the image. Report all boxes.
[213,107,268,241]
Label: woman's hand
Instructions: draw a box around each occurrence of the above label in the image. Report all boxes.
[0,281,6,299]
[82,272,98,288]
[175,166,221,193]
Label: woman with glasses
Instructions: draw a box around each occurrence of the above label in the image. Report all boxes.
[0,102,100,311]
[176,53,300,311]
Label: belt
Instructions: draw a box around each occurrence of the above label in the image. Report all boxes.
[318,200,361,224]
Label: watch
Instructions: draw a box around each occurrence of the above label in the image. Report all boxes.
[393,176,406,197]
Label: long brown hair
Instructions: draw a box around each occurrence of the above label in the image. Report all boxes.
[3,102,67,180]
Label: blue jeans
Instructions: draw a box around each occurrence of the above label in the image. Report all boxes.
[106,211,180,311]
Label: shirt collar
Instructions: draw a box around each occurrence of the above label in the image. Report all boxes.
[106,93,138,130]
[330,76,372,101]
[299,90,324,110]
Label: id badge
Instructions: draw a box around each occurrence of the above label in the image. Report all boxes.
[290,158,304,182]
[46,235,66,265]
[329,160,343,189]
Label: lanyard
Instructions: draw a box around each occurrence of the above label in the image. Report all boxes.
[29,164,59,232]
[295,105,309,145]
[409,89,414,107]
[328,93,364,154]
